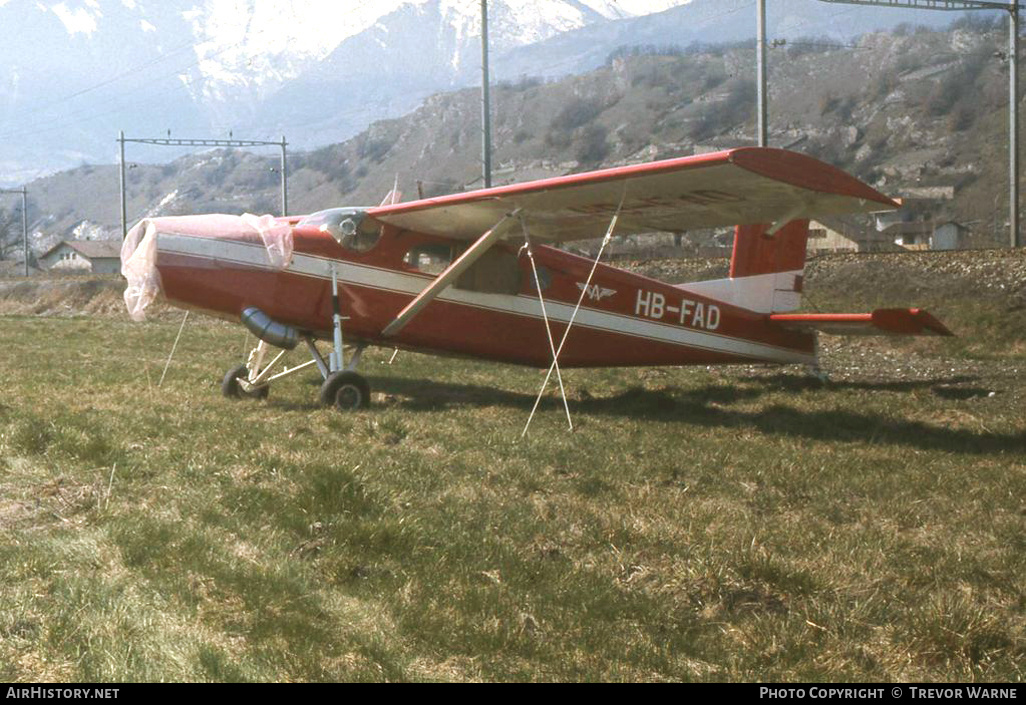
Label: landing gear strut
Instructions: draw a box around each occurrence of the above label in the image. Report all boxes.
[224,266,370,410]
[317,263,371,411]
[222,337,370,411]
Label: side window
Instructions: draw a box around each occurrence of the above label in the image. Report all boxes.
[455,248,521,295]
[403,244,453,275]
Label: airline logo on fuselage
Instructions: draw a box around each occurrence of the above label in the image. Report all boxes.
[577,283,617,302]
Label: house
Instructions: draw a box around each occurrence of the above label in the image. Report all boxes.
[883,222,934,250]
[40,240,122,274]
[873,187,956,232]
[806,217,901,253]
[880,221,970,251]
[931,221,970,250]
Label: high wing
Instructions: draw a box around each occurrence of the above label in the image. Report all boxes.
[368,147,898,241]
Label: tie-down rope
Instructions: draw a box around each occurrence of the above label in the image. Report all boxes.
[521,191,626,437]
[519,216,573,432]
[158,310,190,388]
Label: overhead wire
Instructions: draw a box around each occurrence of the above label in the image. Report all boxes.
[4,37,200,122]
[0,0,389,143]
[0,25,287,142]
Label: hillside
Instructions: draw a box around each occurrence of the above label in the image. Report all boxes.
[4,17,1022,256]
[0,0,961,183]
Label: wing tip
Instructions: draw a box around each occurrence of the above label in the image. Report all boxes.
[730,147,899,210]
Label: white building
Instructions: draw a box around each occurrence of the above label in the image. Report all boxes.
[40,240,122,274]
[931,222,970,250]
[880,221,970,251]
[807,217,901,253]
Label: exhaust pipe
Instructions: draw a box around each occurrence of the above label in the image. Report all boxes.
[241,307,299,350]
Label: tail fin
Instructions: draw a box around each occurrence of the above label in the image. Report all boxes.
[730,220,809,279]
[677,220,809,314]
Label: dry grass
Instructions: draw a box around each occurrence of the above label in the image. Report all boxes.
[0,264,1024,681]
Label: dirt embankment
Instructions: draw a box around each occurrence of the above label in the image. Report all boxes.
[805,249,1026,310]
[0,276,131,318]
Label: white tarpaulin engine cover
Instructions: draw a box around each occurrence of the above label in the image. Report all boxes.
[120,213,293,321]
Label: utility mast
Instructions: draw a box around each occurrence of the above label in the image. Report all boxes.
[481,0,493,189]
[118,133,289,238]
[758,0,769,147]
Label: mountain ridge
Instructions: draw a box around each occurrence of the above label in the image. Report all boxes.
[0,0,965,183]
[2,16,1015,262]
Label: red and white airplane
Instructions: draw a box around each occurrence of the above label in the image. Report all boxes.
[121,147,951,423]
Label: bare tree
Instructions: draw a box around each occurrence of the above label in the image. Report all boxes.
[0,208,17,261]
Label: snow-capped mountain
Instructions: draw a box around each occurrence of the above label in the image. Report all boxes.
[0,0,962,185]
[179,1,692,112]
[0,0,695,181]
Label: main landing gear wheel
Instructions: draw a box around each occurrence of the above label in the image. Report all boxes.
[221,364,270,400]
[319,371,371,411]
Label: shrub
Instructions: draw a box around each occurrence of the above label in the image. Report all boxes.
[575,124,610,165]
[550,97,604,132]
[358,138,392,163]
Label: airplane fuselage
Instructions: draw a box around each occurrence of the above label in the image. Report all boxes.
[153,219,817,368]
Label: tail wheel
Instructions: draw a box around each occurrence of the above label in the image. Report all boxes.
[319,371,371,411]
[221,364,270,400]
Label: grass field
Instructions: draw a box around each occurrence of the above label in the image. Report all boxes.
[0,257,1024,682]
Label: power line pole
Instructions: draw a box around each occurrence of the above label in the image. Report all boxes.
[119,130,127,242]
[481,0,493,189]
[21,188,27,277]
[1,188,29,276]
[817,0,1023,248]
[280,135,288,218]
[1011,3,1020,247]
[758,0,769,146]
[118,133,290,238]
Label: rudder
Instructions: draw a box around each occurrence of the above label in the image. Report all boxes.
[730,219,810,278]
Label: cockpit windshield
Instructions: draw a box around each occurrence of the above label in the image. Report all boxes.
[298,208,381,252]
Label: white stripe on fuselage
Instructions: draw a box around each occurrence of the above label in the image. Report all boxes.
[156,233,815,365]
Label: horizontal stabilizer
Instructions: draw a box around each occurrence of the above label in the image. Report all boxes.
[769,309,953,337]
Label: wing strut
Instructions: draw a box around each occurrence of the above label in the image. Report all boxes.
[518,216,573,432]
[522,189,626,437]
[381,210,519,338]
[764,204,806,238]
